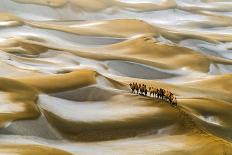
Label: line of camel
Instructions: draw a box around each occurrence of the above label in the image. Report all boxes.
[129,83,177,107]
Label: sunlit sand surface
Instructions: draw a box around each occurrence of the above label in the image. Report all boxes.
[0,0,232,154]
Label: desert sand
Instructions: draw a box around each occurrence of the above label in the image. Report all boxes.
[0,0,232,155]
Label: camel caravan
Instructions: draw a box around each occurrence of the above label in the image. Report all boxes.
[129,83,177,106]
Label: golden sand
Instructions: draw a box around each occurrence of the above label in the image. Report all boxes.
[18,69,97,93]
[0,0,232,154]
[0,77,39,127]
[13,0,176,11]
[0,144,73,155]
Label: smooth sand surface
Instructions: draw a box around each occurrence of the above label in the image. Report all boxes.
[0,0,232,154]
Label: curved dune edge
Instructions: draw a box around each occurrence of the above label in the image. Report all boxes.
[83,36,213,72]
[176,10,232,28]
[30,21,232,42]
[12,0,176,11]
[180,98,232,130]
[0,78,39,127]
[0,69,97,127]
[201,0,231,2]
[2,35,232,73]
[0,37,49,55]
[25,19,156,38]
[181,74,232,95]
[0,13,21,21]
[1,12,232,43]
[25,19,232,42]
[17,69,97,93]
[0,134,232,155]
[3,11,232,43]
[0,68,232,153]
[18,69,230,144]
[113,135,232,155]
[0,144,73,155]
[39,94,181,141]
[152,25,232,43]
[104,73,232,141]
[177,0,232,12]
[13,14,232,43]
[13,0,67,7]
[0,61,44,78]
[178,98,232,143]
[105,73,232,102]
[0,12,23,27]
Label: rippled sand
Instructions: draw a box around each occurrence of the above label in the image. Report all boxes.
[0,0,232,154]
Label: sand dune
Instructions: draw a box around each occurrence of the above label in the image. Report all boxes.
[13,0,176,11]
[0,12,23,26]
[26,19,156,38]
[18,69,97,93]
[1,27,231,73]
[0,0,232,155]
[0,144,73,155]
[0,77,39,127]
[39,93,181,141]
[177,0,232,12]
[182,74,232,94]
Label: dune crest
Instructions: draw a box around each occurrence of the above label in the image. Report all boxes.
[0,78,39,127]
[0,144,73,155]
[13,0,176,11]
[18,69,97,93]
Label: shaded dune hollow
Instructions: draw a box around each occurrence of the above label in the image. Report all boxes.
[39,93,183,142]
[106,60,178,80]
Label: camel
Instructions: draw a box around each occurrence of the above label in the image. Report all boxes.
[157,88,163,99]
[144,85,147,96]
[138,84,142,94]
[129,83,177,107]
[144,87,148,96]
[150,87,155,97]
[129,83,135,93]
[164,90,171,102]
[135,83,139,94]
[148,87,152,95]
[171,96,177,106]
[140,84,145,95]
